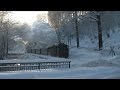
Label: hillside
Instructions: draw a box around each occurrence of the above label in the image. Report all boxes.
[1,29,120,79]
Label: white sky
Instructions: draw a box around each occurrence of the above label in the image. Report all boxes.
[9,11,48,25]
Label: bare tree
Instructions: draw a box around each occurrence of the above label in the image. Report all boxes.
[48,11,62,44]
[73,11,79,48]
[82,11,103,50]
[0,11,17,59]
[96,12,103,50]
[0,11,9,59]
[48,11,74,44]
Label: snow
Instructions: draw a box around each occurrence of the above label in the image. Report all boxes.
[0,47,120,79]
[0,58,70,64]
[0,67,120,79]
[8,43,25,54]
[1,29,120,79]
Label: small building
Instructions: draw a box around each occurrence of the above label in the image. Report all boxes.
[48,43,69,58]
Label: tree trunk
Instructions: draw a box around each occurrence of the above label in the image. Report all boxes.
[97,14,103,50]
[55,28,61,44]
[68,31,71,45]
[6,29,8,57]
[70,32,72,45]
[74,11,80,48]
[1,33,5,59]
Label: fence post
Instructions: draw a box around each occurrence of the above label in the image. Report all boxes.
[40,49,41,54]
[35,49,36,54]
[69,62,70,68]
[38,63,40,70]
[47,48,49,55]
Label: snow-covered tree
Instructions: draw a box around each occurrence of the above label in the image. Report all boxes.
[27,21,57,49]
[0,11,14,59]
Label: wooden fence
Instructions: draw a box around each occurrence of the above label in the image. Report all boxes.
[27,43,69,58]
[0,60,71,72]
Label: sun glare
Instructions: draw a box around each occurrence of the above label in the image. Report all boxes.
[9,11,48,25]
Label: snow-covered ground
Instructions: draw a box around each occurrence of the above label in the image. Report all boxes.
[0,47,120,79]
[0,67,120,79]
[1,30,120,79]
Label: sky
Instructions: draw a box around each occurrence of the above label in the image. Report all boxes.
[9,11,48,25]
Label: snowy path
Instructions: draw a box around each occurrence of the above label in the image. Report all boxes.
[0,67,120,79]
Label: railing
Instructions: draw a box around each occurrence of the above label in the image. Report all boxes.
[0,61,71,72]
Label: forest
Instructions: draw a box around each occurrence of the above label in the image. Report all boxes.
[1,11,120,59]
[0,11,120,79]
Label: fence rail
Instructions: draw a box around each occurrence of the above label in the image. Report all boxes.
[0,61,71,72]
